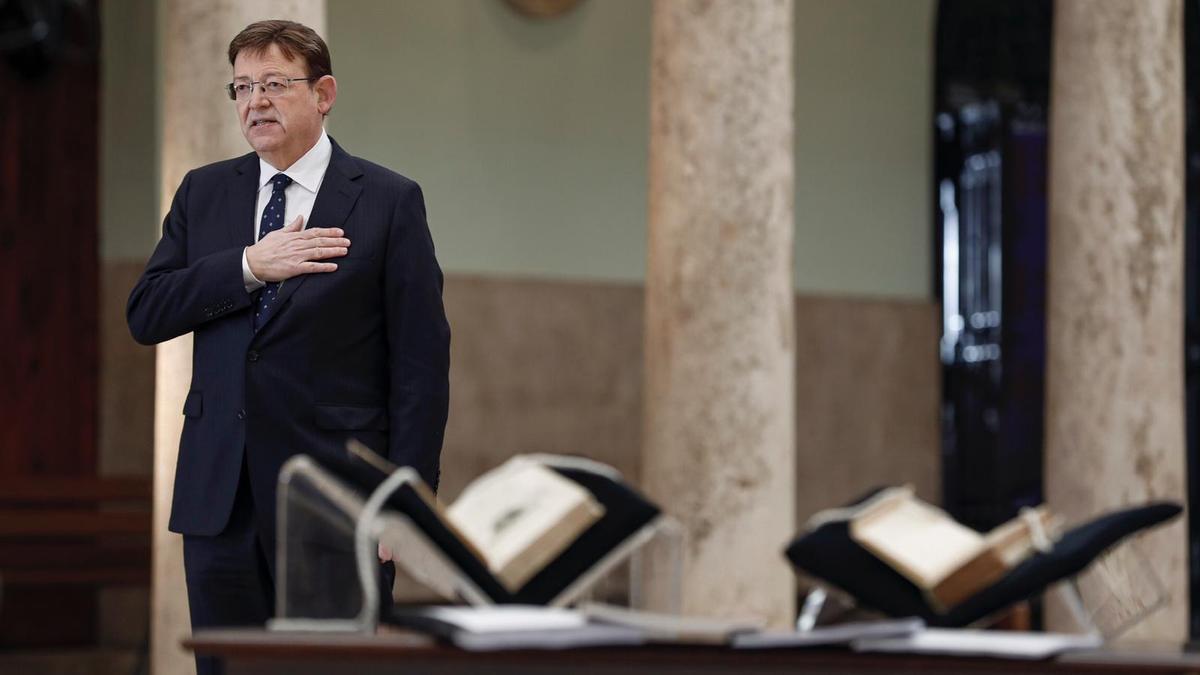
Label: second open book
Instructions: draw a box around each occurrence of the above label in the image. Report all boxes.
[840,486,1060,610]
[348,441,605,592]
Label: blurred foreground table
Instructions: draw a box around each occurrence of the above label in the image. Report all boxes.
[186,629,1200,675]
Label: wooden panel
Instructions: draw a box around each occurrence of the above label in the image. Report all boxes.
[0,586,97,648]
[0,2,102,649]
[0,476,152,503]
[3,567,149,586]
[0,539,148,568]
[0,510,150,537]
[0,1,100,476]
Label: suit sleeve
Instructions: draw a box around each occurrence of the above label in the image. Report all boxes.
[384,181,451,492]
[126,172,253,345]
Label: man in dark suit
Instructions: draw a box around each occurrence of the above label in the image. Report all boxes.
[126,20,449,667]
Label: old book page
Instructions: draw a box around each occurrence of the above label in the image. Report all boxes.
[447,457,604,591]
[850,489,986,589]
[849,488,1057,609]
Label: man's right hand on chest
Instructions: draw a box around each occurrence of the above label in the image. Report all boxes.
[245,214,352,283]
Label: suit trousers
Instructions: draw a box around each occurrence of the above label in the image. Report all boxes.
[182,457,274,675]
[182,456,395,675]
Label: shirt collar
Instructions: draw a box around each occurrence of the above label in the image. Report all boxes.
[258,129,332,194]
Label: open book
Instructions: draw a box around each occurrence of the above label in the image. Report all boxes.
[847,486,1060,610]
[348,441,605,592]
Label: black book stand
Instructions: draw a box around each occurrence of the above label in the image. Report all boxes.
[785,488,1181,638]
[269,447,682,633]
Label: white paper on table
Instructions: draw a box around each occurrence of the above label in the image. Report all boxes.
[853,628,1103,660]
[733,618,924,649]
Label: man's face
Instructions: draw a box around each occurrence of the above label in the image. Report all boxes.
[233,43,335,168]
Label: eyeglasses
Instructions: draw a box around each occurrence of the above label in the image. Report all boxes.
[226,76,312,101]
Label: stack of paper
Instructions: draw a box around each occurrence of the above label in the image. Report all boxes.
[853,628,1103,660]
[581,603,762,645]
[387,606,643,651]
[732,618,924,649]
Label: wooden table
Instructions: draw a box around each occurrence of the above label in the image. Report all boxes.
[187,629,1200,675]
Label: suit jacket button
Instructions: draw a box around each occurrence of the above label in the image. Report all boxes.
[237,410,246,420]
[247,350,259,362]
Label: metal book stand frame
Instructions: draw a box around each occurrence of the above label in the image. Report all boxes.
[268,454,684,633]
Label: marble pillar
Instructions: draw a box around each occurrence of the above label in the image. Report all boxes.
[642,0,796,627]
[154,3,324,674]
[1046,0,1186,640]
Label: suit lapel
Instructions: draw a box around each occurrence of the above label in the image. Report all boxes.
[256,141,363,333]
[228,153,260,249]
[227,154,259,335]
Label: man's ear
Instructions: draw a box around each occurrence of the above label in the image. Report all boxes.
[315,75,337,115]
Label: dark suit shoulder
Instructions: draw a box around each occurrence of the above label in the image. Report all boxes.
[174,152,257,193]
[348,154,421,194]
[329,136,420,201]
[192,152,256,176]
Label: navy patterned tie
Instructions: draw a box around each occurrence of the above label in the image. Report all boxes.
[253,173,293,330]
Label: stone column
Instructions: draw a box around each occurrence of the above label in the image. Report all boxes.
[642,0,796,626]
[154,3,324,674]
[1046,0,1186,641]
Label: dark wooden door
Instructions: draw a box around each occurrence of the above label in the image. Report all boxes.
[0,0,101,647]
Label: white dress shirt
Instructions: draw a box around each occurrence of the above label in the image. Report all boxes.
[241,129,333,292]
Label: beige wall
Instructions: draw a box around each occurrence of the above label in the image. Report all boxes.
[100,0,158,263]
[327,0,934,298]
[100,0,157,478]
[103,2,936,296]
[794,0,934,298]
[97,1,159,653]
[326,0,652,283]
